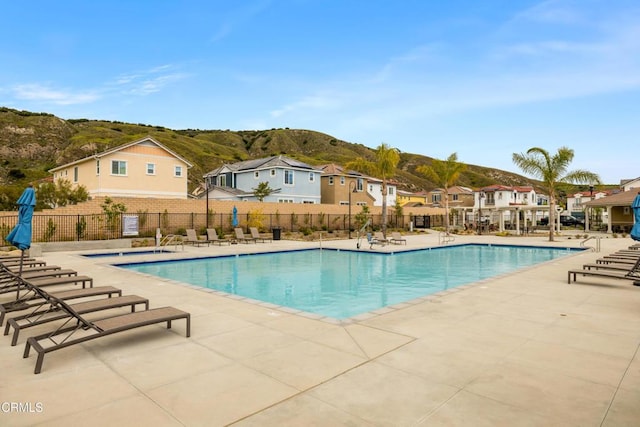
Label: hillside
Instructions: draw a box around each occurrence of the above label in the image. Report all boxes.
[0,106,544,199]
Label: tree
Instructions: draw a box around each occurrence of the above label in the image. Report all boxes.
[416,153,467,235]
[36,179,89,210]
[252,181,278,202]
[345,143,400,237]
[512,147,601,241]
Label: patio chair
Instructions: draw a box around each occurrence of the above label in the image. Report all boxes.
[250,227,272,243]
[6,293,149,346]
[0,285,122,326]
[234,228,257,244]
[0,258,46,268]
[184,229,210,247]
[23,286,190,374]
[390,232,407,245]
[1,274,93,296]
[206,228,231,246]
[568,257,640,285]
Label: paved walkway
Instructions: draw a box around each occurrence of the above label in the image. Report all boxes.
[1,232,639,426]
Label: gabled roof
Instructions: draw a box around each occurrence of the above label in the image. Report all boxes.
[49,136,193,172]
[205,155,319,177]
[318,163,363,176]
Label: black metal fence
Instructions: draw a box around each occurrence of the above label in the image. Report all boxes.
[0,212,445,244]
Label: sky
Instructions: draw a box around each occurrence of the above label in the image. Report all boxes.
[1,0,638,185]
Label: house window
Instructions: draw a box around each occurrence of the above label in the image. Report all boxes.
[73,167,78,183]
[146,163,156,175]
[219,175,227,187]
[96,160,100,175]
[356,201,367,206]
[302,200,315,204]
[452,194,458,201]
[111,160,127,176]
[270,169,276,177]
[309,172,315,182]
[284,170,294,185]
[254,171,260,179]
[339,201,349,205]
[357,179,363,191]
[278,198,294,203]
[328,177,334,185]
[174,166,183,177]
[388,187,394,195]
[432,194,441,203]
[340,176,345,185]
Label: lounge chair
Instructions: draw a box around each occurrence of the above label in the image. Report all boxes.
[6,293,149,346]
[250,227,272,243]
[184,229,210,247]
[234,228,257,244]
[1,274,93,296]
[390,232,407,245]
[568,257,640,285]
[206,228,231,246]
[0,285,122,326]
[367,232,388,249]
[0,259,46,268]
[22,286,190,374]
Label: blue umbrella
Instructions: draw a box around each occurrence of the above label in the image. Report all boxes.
[232,206,239,228]
[5,186,36,285]
[631,192,640,242]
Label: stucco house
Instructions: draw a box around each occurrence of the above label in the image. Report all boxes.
[203,155,322,204]
[396,190,428,207]
[49,137,193,199]
[318,164,374,206]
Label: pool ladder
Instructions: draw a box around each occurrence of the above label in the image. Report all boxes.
[580,236,600,252]
[439,232,455,245]
[154,234,184,252]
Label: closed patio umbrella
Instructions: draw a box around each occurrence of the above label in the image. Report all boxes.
[232,206,238,228]
[6,185,36,278]
[631,192,640,242]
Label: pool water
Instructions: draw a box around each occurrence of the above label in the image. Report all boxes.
[119,245,577,319]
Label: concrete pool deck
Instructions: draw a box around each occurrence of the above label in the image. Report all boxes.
[1,232,639,426]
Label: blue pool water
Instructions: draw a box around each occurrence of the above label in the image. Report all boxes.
[119,244,578,319]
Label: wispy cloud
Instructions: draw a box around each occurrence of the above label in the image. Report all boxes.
[209,0,273,43]
[11,83,99,105]
[112,64,189,95]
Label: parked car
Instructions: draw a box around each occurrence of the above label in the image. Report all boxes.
[539,215,584,226]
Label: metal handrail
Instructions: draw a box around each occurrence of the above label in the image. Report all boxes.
[439,231,455,245]
[155,234,184,252]
[580,236,600,252]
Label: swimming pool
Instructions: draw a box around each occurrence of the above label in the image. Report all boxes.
[119,244,578,319]
[83,249,173,258]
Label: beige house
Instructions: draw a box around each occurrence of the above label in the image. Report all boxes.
[49,137,193,199]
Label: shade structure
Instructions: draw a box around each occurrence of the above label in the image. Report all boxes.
[6,186,36,251]
[631,193,640,242]
[232,206,239,227]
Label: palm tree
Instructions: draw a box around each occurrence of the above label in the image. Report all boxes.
[345,143,400,237]
[416,153,467,235]
[512,147,601,241]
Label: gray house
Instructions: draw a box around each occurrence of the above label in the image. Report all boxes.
[203,156,321,203]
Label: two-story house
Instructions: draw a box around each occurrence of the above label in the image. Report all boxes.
[49,137,193,199]
[203,155,321,203]
[396,190,428,207]
[472,185,548,233]
[365,178,397,208]
[318,164,374,206]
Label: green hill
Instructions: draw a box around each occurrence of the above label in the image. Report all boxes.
[0,106,546,206]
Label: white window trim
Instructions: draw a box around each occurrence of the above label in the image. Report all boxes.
[111,160,127,176]
[174,165,183,177]
[254,171,260,179]
[146,163,156,175]
[284,169,294,186]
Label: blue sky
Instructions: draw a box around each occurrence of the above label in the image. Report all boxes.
[1,0,638,185]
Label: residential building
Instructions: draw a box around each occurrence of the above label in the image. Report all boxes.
[621,177,640,192]
[318,164,374,206]
[49,137,193,199]
[203,155,321,204]
[396,190,428,207]
[366,177,397,208]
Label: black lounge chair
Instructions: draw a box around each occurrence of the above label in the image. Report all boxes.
[568,257,640,285]
[5,294,149,346]
[206,228,231,246]
[23,286,190,374]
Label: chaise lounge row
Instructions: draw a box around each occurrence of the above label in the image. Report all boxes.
[0,257,191,374]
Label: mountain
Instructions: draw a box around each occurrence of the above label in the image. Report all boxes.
[0,106,543,197]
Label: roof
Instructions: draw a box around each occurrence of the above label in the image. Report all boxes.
[49,136,193,172]
[318,163,363,176]
[584,190,640,207]
[205,155,319,177]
